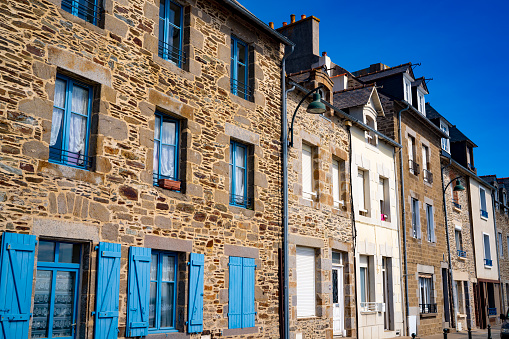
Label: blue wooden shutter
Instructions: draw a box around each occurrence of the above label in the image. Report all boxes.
[228,256,242,329]
[0,233,36,339]
[94,242,121,339]
[187,253,204,333]
[126,247,151,337]
[242,258,256,328]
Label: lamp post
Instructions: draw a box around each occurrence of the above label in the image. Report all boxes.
[441,169,466,331]
[282,83,326,339]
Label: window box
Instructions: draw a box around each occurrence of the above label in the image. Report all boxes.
[157,178,181,191]
[423,169,433,184]
[457,250,467,258]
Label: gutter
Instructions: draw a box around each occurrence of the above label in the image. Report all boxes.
[396,100,449,139]
[491,190,503,319]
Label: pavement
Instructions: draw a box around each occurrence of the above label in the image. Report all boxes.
[392,326,501,339]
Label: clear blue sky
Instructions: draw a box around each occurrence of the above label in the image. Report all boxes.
[240,0,509,178]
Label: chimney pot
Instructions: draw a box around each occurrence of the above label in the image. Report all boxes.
[322,51,327,56]
[301,14,306,19]
[283,22,287,26]
[269,22,274,29]
[290,14,296,23]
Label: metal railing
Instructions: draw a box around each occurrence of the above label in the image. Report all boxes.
[409,159,420,175]
[61,0,103,26]
[360,302,377,312]
[468,163,476,171]
[229,194,253,209]
[419,303,437,314]
[481,209,489,218]
[452,200,461,209]
[423,169,433,184]
[158,40,186,67]
[230,78,254,101]
[49,147,93,170]
[484,259,493,266]
[488,307,497,316]
[457,249,467,258]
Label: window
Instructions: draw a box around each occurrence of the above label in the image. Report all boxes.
[61,0,102,25]
[359,255,370,304]
[483,233,492,266]
[228,256,255,329]
[332,159,343,208]
[411,198,421,239]
[422,145,432,184]
[32,241,81,339]
[149,252,177,332]
[153,113,180,188]
[365,116,377,146]
[440,120,450,153]
[403,77,412,104]
[455,226,465,257]
[417,90,426,114]
[357,169,368,215]
[49,74,93,169]
[379,177,389,221]
[158,0,184,67]
[454,281,465,315]
[382,257,393,330]
[302,144,315,200]
[408,136,418,175]
[480,187,488,218]
[507,236,509,259]
[499,232,504,257]
[229,141,250,208]
[296,247,316,318]
[418,275,435,313]
[332,252,345,336]
[426,204,435,242]
[231,36,251,100]
[466,146,475,171]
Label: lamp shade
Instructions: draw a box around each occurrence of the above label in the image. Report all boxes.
[453,180,465,192]
[306,93,327,114]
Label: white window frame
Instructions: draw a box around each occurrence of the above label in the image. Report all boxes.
[296,246,316,318]
[302,143,315,200]
[332,159,343,208]
[426,204,435,242]
[411,198,421,239]
[359,255,372,307]
[357,169,368,215]
[480,187,488,219]
[418,275,434,313]
[417,89,426,115]
[440,120,450,153]
[403,74,413,104]
[379,176,389,221]
[498,232,504,257]
[483,232,492,267]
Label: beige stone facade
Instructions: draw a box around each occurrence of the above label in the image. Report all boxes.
[0,0,290,338]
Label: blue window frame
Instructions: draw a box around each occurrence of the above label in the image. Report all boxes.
[49,74,93,170]
[229,141,249,208]
[153,113,180,186]
[149,252,178,333]
[228,256,256,329]
[61,0,102,26]
[231,36,251,100]
[32,241,81,339]
[158,0,184,67]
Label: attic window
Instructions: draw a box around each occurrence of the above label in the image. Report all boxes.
[403,77,412,104]
[417,90,426,115]
[365,116,377,146]
[440,120,450,153]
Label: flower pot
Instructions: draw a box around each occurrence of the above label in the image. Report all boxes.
[158,179,181,191]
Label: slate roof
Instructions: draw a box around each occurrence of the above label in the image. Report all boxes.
[333,86,374,110]
[356,63,412,82]
[449,125,477,147]
[425,103,452,127]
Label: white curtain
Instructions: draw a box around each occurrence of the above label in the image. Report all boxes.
[160,121,176,178]
[235,145,245,200]
[68,85,88,165]
[50,79,66,147]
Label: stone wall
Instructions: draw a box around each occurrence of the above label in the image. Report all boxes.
[495,203,509,312]
[0,0,286,338]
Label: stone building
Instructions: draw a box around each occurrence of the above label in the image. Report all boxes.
[353,63,449,336]
[0,0,293,338]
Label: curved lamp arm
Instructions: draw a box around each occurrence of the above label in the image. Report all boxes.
[288,84,325,147]
[443,175,464,194]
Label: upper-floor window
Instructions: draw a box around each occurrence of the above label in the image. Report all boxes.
[359,255,372,308]
[357,169,369,216]
[440,120,450,153]
[365,116,377,146]
[480,187,488,219]
[417,90,426,114]
[379,176,389,221]
[419,275,435,314]
[455,228,463,253]
[228,256,256,329]
[332,159,344,208]
[159,0,184,67]
[231,36,251,101]
[466,146,475,171]
[149,251,178,332]
[411,198,421,239]
[422,145,432,184]
[483,233,492,267]
[230,141,250,208]
[61,0,102,26]
[408,136,419,175]
[153,113,180,190]
[296,246,316,318]
[426,204,435,242]
[507,236,509,259]
[50,74,93,170]
[498,232,504,257]
[302,144,315,201]
[403,77,412,104]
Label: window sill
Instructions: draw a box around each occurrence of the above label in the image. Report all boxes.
[58,8,106,36]
[229,91,256,110]
[480,216,489,221]
[38,160,105,185]
[453,206,462,213]
[360,310,377,315]
[146,332,189,339]
[457,255,467,261]
[297,316,318,321]
[484,265,493,269]
[222,326,258,336]
[152,53,194,81]
[420,312,437,318]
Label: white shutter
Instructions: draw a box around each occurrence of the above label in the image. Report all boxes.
[302,144,313,195]
[422,146,427,171]
[296,246,316,317]
[416,201,421,239]
[332,159,340,204]
[408,138,413,162]
[357,170,365,211]
[378,177,384,201]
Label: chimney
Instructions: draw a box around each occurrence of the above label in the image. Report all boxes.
[290,14,295,23]
[369,63,387,73]
[301,14,306,20]
[269,22,274,29]
[282,22,287,26]
[322,51,327,57]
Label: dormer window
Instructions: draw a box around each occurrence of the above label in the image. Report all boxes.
[417,90,426,115]
[466,146,475,171]
[403,75,413,104]
[365,116,377,146]
[440,120,450,153]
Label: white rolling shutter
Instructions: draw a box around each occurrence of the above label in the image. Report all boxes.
[296,246,315,317]
[332,160,340,204]
[302,144,313,196]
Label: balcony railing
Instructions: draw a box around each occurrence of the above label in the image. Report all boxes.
[452,200,461,209]
[423,169,433,184]
[360,302,377,312]
[457,249,467,258]
[409,159,420,175]
[419,303,437,314]
[468,163,476,172]
[61,0,103,26]
[158,40,186,67]
[481,209,489,218]
[484,259,493,267]
[230,194,253,209]
[230,78,254,101]
[49,147,93,170]
[488,307,497,316]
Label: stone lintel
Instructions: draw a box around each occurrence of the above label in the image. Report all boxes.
[33,218,100,242]
[224,244,259,259]
[144,235,193,253]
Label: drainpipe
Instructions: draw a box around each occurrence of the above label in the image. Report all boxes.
[491,190,502,322]
[397,104,411,336]
[281,44,294,339]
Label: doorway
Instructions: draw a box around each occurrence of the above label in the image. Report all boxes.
[332,252,345,336]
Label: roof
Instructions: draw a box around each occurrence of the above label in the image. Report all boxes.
[333,86,376,110]
[449,125,478,147]
[356,63,413,82]
[425,103,453,127]
[223,0,294,46]
[412,77,429,94]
